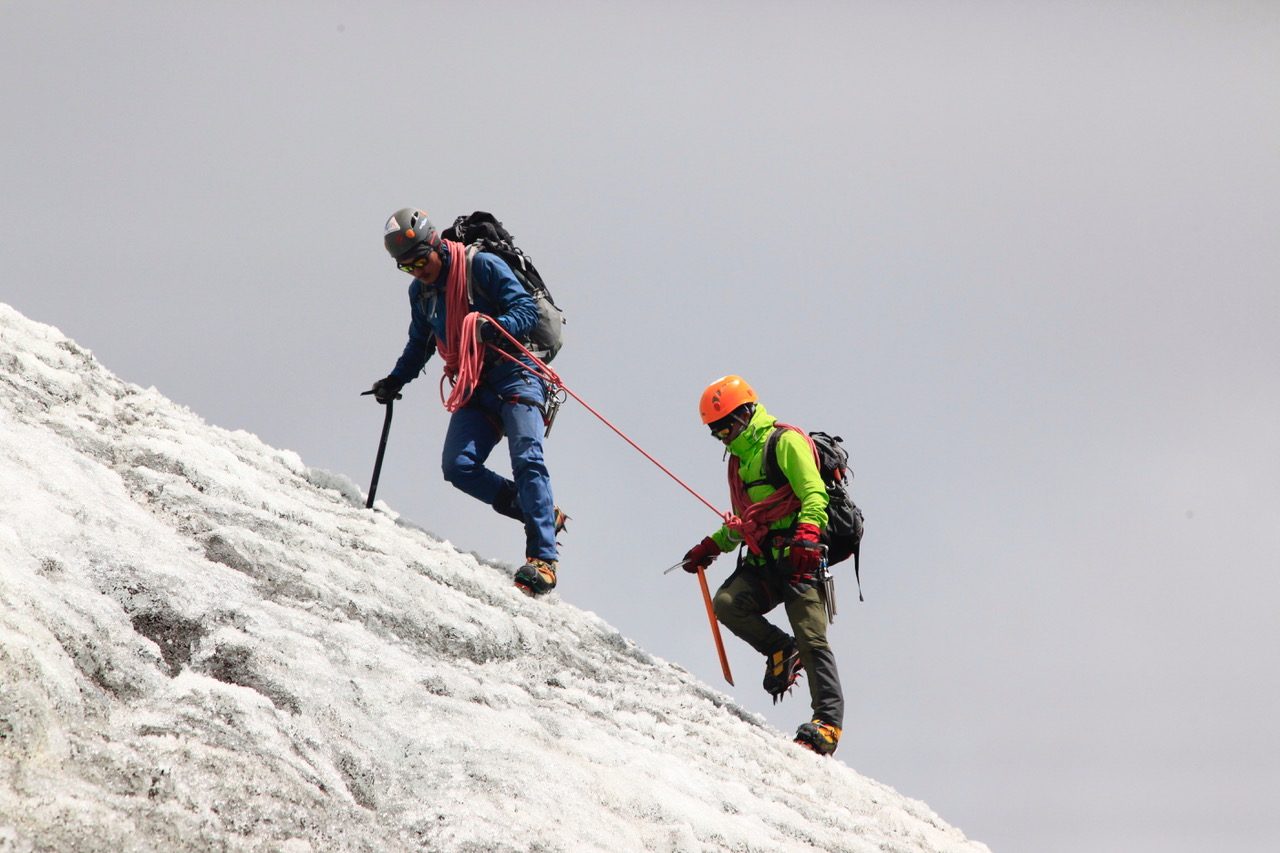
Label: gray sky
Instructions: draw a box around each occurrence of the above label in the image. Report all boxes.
[3,2,1278,851]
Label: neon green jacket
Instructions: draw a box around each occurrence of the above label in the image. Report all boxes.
[709,403,829,556]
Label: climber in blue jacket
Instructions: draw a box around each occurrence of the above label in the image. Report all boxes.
[368,208,563,595]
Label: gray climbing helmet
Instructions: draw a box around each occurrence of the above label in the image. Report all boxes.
[383,208,440,261]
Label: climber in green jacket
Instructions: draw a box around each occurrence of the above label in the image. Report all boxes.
[680,375,845,756]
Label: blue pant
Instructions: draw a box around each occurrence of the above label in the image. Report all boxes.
[440,363,557,562]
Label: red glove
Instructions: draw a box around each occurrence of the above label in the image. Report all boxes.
[787,523,824,580]
[682,537,721,573]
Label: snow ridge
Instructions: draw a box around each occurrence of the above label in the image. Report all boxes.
[0,303,989,853]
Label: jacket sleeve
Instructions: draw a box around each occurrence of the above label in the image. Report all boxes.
[390,284,437,382]
[470,252,539,340]
[774,429,829,530]
[710,525,742,553]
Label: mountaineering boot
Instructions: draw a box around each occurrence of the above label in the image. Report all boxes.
[794,719,841,756]
[514,558,558,596]
[763,639,803,704]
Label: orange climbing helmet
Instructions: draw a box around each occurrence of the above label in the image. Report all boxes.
[699,375,758,425]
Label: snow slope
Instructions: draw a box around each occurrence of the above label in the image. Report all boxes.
[0,303,990,853]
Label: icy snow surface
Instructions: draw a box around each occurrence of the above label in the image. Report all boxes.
[0,302,990,853]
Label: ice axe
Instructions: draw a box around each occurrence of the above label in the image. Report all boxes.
[666,558,735,686]
[360,389,400,509]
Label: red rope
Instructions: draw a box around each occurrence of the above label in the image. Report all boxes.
[727,424,820,553]
[432,242,469,376]
[431,269,754,535]
[429,240,485,412]
[458,317,733,524]
[439,312,488,413]
[728,481,799,555]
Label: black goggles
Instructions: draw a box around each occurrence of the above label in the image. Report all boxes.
[397,254,431,273]
[708,414,737,440]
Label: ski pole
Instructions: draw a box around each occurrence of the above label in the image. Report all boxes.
[697,566,734,686]
[360,391,398,509]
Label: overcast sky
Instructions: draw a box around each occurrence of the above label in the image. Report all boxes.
[3,2,1278,851]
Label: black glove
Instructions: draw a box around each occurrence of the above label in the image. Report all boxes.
[370,375,404,404]
[477,317,503,343]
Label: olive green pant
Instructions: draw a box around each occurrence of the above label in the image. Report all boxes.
[713,569,844,729]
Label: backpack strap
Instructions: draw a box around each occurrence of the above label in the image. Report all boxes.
[739,426,817,572]
[463,243,482,306]
[758,424,817,489]
[749,428,786,490]
[852,539,863,603]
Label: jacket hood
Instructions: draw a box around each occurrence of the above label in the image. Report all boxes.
[727,403,776,459]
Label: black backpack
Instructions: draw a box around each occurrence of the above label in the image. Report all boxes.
[441,211,565,362]
[762,427,867,600]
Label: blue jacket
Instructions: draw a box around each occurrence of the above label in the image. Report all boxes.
[391,249,541,383]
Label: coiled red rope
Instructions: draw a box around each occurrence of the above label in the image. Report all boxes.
[725,425,818,554]
[430,240,484,412]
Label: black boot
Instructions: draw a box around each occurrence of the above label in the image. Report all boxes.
[794,720,841,756]
[492,482,524,522]
[763,639,803,703]
[493,482,569,535]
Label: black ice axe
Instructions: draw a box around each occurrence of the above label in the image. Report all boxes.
[359,389,400,509]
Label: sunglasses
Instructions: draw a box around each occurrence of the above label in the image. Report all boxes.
[397,254,432,273]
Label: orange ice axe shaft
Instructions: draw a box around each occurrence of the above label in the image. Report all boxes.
[697,566,734,686]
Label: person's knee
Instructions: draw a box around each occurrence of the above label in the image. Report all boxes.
[442,452,480,486]
[715,584,762,625]
[712,589,735,622]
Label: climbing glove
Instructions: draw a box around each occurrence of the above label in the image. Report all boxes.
[787,523,824,581]
[370,375,404,404]
[682,537,721,574]
[477,316,502,343]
